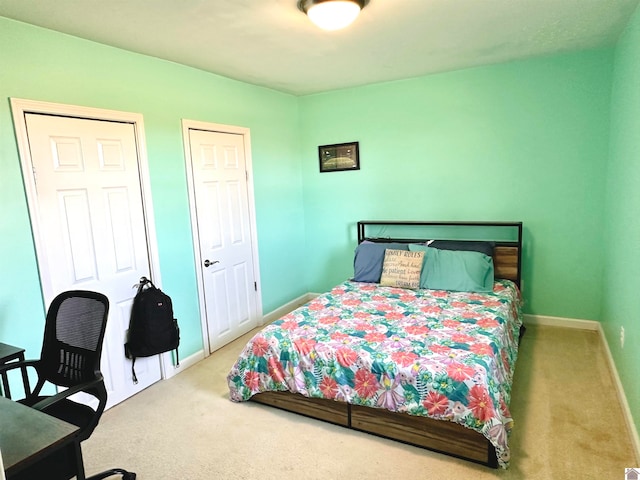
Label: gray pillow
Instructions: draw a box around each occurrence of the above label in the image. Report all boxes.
[353,241,410,283]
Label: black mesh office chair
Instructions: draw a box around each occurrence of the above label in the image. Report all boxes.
[0,290,136,480]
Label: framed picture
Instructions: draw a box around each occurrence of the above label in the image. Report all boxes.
[318,142,360,173]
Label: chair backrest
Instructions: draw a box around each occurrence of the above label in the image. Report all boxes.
[39,290,109,388]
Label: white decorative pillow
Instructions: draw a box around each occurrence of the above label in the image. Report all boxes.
[379,249,425,289]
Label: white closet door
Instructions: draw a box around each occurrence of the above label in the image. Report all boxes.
[188,128,259,352]
[25,113,161,407]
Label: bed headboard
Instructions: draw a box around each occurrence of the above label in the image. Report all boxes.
[357,221,523,289]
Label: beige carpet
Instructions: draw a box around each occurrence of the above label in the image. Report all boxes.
[83,324,638,479]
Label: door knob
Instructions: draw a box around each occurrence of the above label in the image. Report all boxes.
[203,259,219,267]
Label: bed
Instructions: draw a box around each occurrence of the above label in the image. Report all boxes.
[227,221,524,468]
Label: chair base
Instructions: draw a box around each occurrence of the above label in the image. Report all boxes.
[87,467,136,480]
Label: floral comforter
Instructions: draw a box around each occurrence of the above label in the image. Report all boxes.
[227,280,523,468]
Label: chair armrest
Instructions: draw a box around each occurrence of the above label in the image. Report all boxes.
[0,359,39,399]
[0,358,40,375]
[31,373,105,411]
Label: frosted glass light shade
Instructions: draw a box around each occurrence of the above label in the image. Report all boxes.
[306,1,363,31]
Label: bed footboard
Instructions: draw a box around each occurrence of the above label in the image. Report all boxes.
[250,392,498,468]
[251,391,349,427]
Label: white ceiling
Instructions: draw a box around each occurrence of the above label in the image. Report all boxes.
[0,0,638,96]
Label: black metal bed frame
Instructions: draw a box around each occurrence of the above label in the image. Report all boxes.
[357,220,523,288]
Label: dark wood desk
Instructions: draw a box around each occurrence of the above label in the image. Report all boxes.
[0,396,84,480]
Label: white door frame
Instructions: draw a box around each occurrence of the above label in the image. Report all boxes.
[10,98,172,378]
[181,119,263,356]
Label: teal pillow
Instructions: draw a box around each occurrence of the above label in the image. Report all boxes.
[408,244,494,292]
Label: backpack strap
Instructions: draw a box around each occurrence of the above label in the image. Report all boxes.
[129,276,151,385]
[136,276,154,294]
[132,350,178,383]
[131,357,139,384]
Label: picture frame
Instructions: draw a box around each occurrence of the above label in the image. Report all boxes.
[318,142,360,173]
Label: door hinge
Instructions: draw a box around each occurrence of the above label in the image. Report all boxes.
[254,282,257,291]
[246,171,249,181]
[32,166,37,190]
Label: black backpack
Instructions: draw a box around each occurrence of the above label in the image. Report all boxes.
[125,277,180,383]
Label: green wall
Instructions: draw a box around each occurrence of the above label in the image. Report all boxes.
[299,49,614,320]
[0,17,307,359]
[603,3,640,443]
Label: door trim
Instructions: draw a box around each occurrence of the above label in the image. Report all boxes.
[181,119,263,356]
[10,98,171,378]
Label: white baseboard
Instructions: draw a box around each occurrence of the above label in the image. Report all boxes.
[261,293,316,325]
[162,349,205,380]
[523,313,599,330]
[524,313,640,463]
[596,323,640,464]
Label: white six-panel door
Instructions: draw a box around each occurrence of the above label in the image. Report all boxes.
[186,127,260,352]
[22,112,162,407]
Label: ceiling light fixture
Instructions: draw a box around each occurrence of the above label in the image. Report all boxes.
[298,0,369,31]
